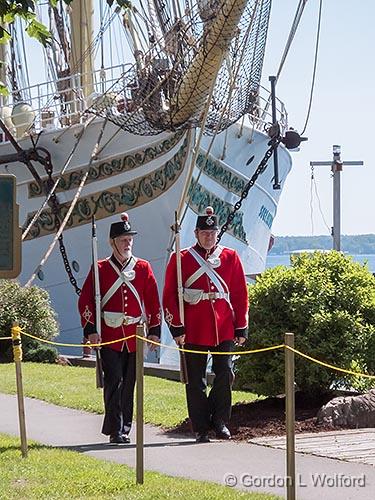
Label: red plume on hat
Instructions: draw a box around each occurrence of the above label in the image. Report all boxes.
[196,206,218,230]
[110,212,137,238]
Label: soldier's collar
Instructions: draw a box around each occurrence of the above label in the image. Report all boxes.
[194,243,217,258]
[110,253,133,271]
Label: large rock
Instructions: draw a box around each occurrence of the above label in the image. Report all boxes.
[317,390,375,428]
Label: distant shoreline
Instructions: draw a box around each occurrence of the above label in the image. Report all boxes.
[269,235,375,256]
[270,252,375,256]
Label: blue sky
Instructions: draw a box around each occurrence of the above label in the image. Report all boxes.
[261,0,374,236]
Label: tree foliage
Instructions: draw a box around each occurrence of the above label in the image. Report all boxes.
[0,1,131,46]
[235,251,375,396]
[0,280,59,363]
[0,1,53,46]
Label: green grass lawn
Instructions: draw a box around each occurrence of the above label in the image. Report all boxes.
[0,362,258,428]
[0,433,280,499]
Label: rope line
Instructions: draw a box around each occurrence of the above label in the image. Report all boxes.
[15,330,375,379]
[285,346,375,380]
[0,337,12,341]
[20,330,136,348]
[21,116,96,240]
[300,0,323,135]
[25,118,109,288]
[140,335,285,355]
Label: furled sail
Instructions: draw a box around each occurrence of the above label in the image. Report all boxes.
[168,0,248,126]
[90,0,272,136]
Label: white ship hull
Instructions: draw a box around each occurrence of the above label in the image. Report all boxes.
[0,119,291,357]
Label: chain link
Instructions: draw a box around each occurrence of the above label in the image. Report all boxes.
[42,149,81,296]
[217,136,282,243]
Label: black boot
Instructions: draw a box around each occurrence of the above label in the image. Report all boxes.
[214,421,231,440]
[195,432,210,443]
[109,433,125,444]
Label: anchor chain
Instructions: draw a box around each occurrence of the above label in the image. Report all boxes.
[42,149,81,295]
[216,135,282,244]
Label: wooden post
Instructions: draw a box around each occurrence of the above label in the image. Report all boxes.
[136,324,144,484]
[11,321,28,458]
[285,332,295,500]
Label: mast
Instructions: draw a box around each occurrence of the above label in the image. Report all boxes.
[123,8,145,70]
[68,0,94,99]
[0,35,8,106]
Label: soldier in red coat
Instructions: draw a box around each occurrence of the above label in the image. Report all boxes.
[163,207,249,443]
[78,213,161,444]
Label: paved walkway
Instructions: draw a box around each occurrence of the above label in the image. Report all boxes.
[1,393,375,499]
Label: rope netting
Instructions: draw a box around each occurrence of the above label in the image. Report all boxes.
[89,0,271,136]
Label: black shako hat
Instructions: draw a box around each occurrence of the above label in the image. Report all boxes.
[109,212,137,239]
[196,206,218,230]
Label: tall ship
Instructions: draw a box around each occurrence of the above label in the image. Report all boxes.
[0,0,296,358]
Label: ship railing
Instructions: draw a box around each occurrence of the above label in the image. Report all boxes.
[248,84,288,135]
[0,63,131,140]
[0,64,289,141]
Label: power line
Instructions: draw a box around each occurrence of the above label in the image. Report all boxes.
[300,0,323,135]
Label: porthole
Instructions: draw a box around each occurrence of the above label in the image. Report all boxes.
[72,260,80,273]
[37,269,44,281]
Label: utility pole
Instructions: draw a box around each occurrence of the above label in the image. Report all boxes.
[310,145,363,251]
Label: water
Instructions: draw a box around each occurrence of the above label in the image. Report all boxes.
[266,254,375,273]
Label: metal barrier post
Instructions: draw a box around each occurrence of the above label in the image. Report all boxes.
[136,324,144,484]
[285,332,295,500]
[11,321,28,458]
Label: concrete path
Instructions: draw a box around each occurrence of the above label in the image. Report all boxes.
[1,393,375,499]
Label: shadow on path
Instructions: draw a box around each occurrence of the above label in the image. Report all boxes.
[62,439,197,453]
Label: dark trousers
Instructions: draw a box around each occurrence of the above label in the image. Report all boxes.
[100,347,136,436]
[184,340,234,433]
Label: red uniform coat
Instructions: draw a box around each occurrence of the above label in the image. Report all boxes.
[78,255,161,353]
[163,243,248,346]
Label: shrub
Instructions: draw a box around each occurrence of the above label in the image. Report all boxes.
[0,280,59,363]
[235,251,375,396]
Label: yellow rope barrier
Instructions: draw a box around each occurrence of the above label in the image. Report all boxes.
[138,335,285,355]
[20,330,136,348]
[285,345,375,380]
[17,329,375,379]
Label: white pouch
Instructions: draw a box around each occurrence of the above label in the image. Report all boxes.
[183,288,203,305]
[102,311,124,328]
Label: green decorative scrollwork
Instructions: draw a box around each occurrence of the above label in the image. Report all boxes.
[28,130,185,198]
[196,152,247,196]
[188,179,248,243]
[24,138,189,239]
